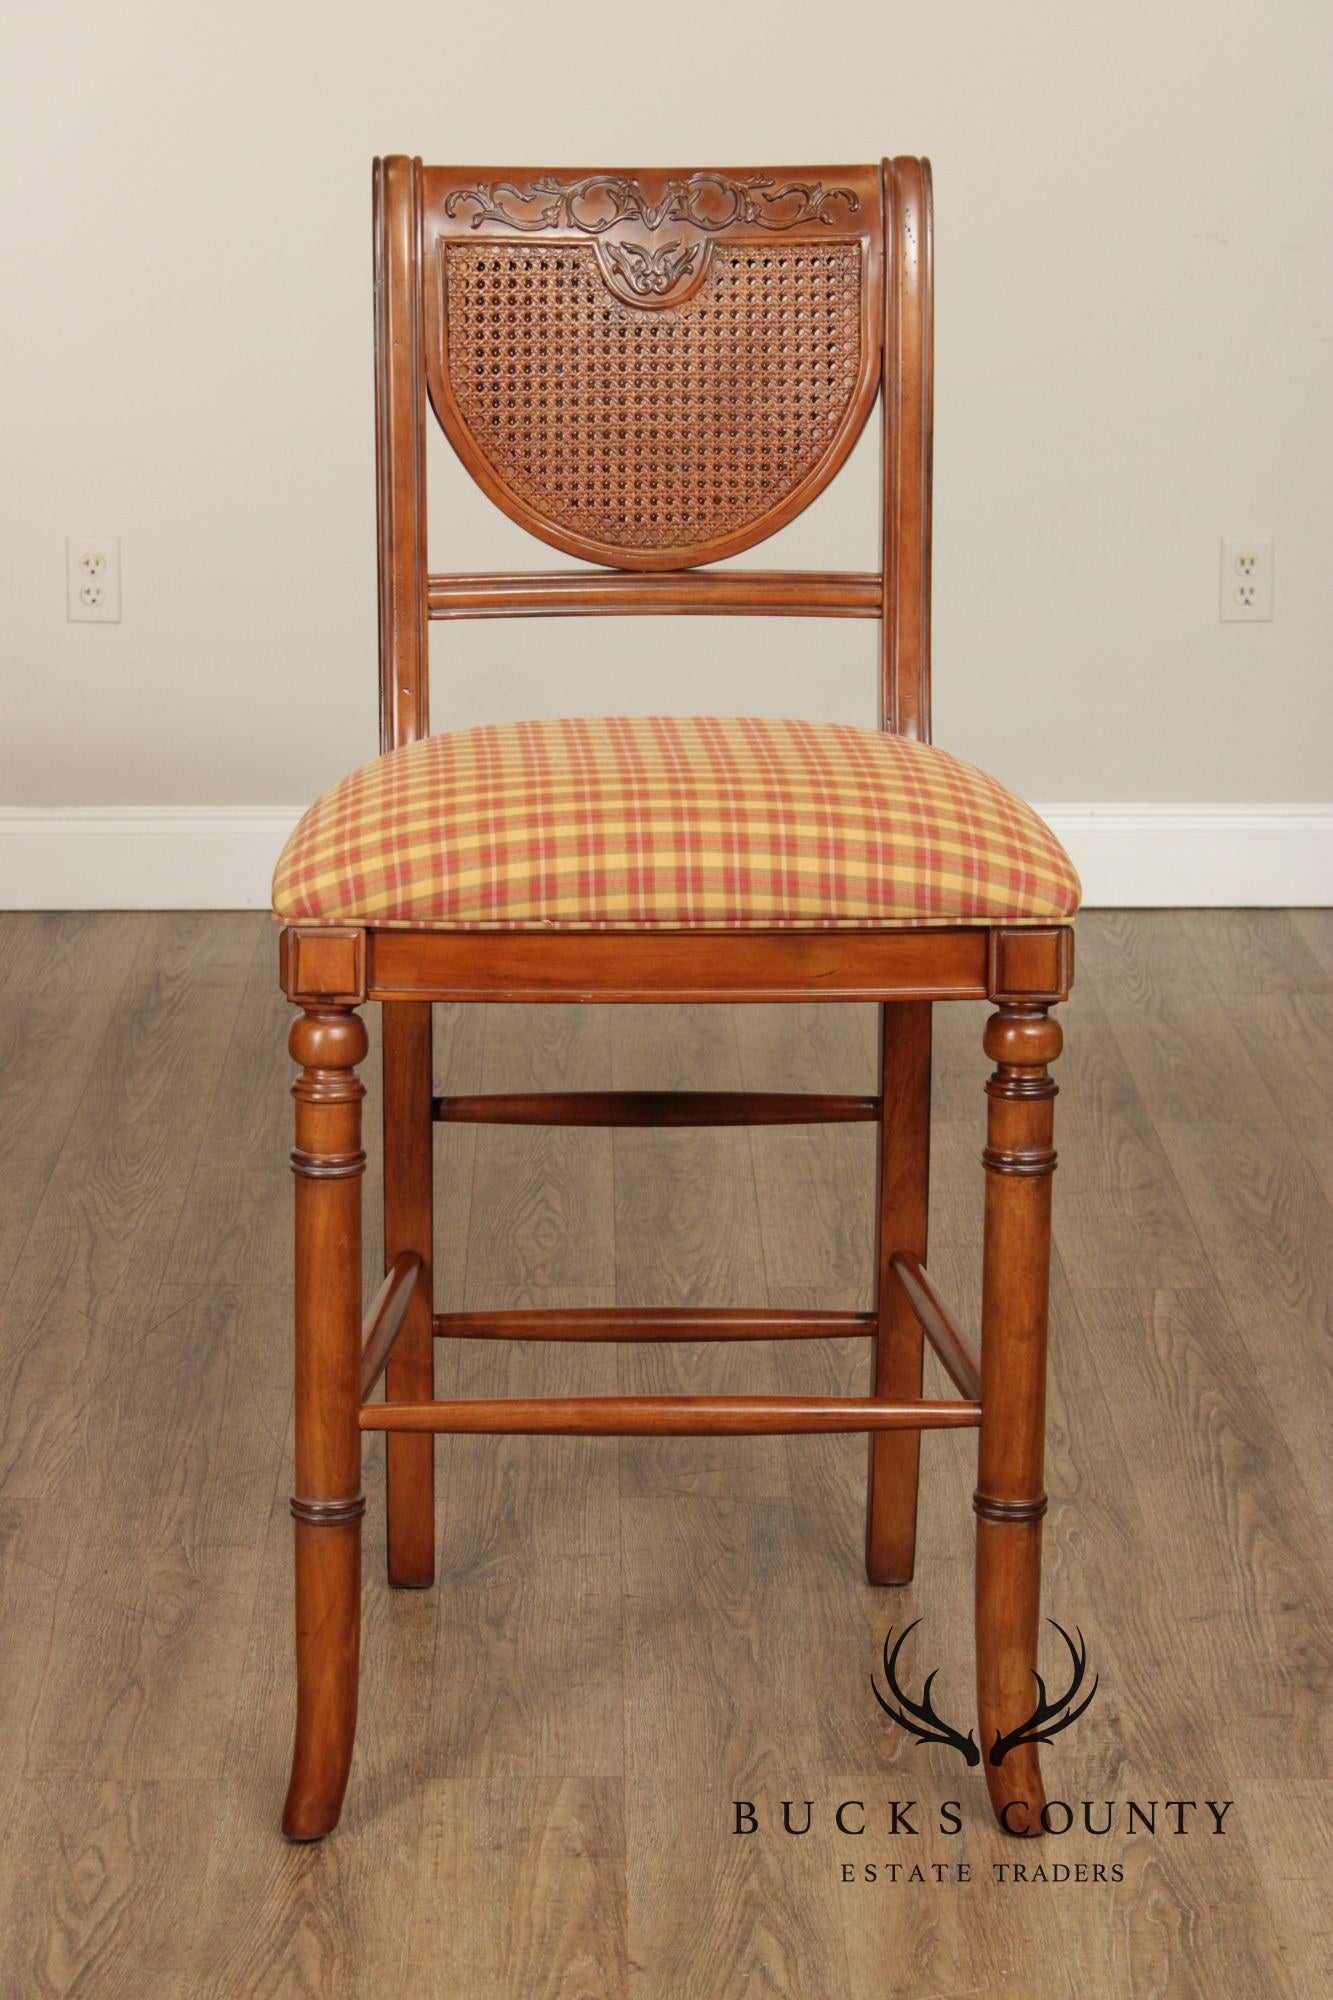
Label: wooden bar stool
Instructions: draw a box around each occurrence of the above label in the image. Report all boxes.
[272,156,1080,1840]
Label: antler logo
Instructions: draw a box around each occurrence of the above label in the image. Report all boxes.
[872,1621,979,1766]
[989,1621,1098,1766]
[872,1619,1098,1766]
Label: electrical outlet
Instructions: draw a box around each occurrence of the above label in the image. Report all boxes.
[67,535,121,622]
[1219,536,1273,622]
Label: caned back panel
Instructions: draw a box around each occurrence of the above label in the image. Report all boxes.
[420,166,885,572]
[373,157,932,754]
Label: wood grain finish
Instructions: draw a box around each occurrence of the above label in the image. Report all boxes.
[433,1089,879,1126]
[433,1305,874,1341]
[374,156,429,752]
[360,1394,980,1435]
[865,1001,931,1582]
[427,569,882,618]
[358,1250,422,1399]
[381,1002,435,1586]
[420,163,885,572]
[974,1004,1062,1832]
[366,928,992,1004]
[889,1249,982,1401]
[283,1005,368,1841]
[880,157,932,739]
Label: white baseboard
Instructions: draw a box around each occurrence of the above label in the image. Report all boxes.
[1039,803,1332,909]
[0,802,1328,912]
[0,807,297,912]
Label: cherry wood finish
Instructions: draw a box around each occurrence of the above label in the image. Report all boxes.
[888,1250,983,1403]
[381,1002,435,1586]
[373,158,429,754]
[865,1001,931,1584]
[279,925,365,1006]
[360,1394,981,1436]
[427,570,882,619]
[975,1005,1062,1832]
[283,1006,368,1842]
[432,1089,879,1126]
[881,157,933,739]
[277,154,1075,1840]
[357,1250,421,1400]
[432,1305,875,1341]
[420,164,885,574]
[366,927,1005,1005]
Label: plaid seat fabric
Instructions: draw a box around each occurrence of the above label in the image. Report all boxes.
[272,716,1080,932]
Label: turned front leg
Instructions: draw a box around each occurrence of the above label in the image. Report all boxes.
[974,1004,1060,1836]
[283,1004,368,1841]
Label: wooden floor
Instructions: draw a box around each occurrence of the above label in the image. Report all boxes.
[0,909,1328,1999]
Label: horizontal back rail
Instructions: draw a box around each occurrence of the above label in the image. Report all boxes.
[427,570,882,619]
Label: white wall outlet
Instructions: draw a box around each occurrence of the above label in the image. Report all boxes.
[67,535,122,623]
[1219,536,1273,622]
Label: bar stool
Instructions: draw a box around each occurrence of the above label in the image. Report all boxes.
[272,156,1079,1838]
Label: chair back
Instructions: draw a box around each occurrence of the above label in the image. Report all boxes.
[374,158,932,750]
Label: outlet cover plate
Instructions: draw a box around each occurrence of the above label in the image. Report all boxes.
[1220,535,1273,622]
[67,536,122,623]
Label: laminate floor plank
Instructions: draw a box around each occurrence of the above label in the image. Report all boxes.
[619,1494,852,2000]
[1232,1779,1332,1990]
[407,1777,628,2000]
[21,1285,289,1782]
[183,1400,432,1997]
[1,910,1326,1998]
[0,1779,210,2000]
[0,909,154,998]
[1070,907,1215,999]
[1176,908,1330,998]
[1156,1119,1329,1518]
[0,1499,70,1774]
[1046,979,1217,1293]
[0,989,128,1300]
[1199,933,1333,1203]
[1069,1284,1329,1777]
[163,919,295,1287]
[0,915,256,1501]
[1290,907,1333,974]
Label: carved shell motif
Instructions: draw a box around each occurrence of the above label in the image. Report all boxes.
[444,172,860,307]
[601,237,700,298]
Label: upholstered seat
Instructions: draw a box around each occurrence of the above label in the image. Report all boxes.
[273,714,1079,932]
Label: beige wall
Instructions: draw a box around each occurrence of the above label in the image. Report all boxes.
[2,0,1329,812]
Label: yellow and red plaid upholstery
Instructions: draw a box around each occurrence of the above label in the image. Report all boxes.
[273,716,1080,932]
